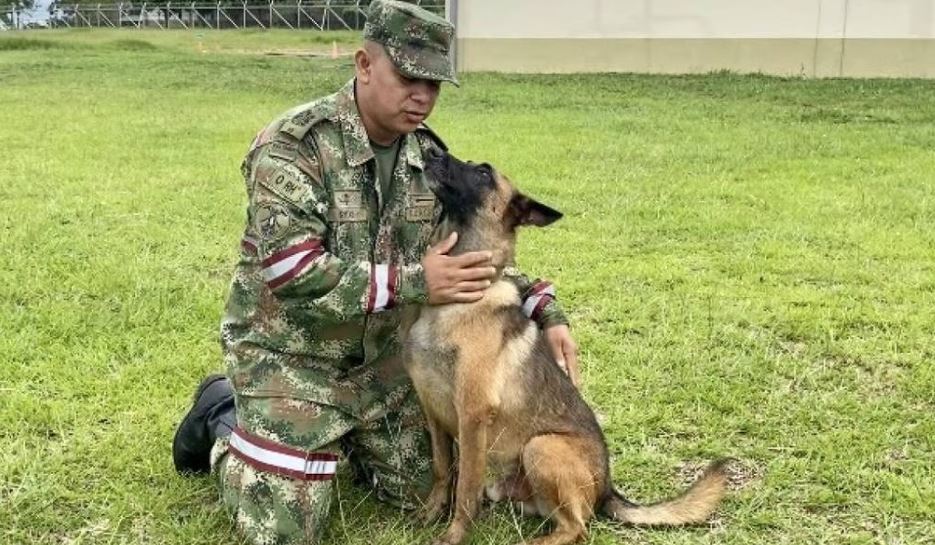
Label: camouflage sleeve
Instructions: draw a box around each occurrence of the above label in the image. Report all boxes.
[397,263,428,306]
[392,126,446,306]
[246,143,396,321]
[502,265,569,329]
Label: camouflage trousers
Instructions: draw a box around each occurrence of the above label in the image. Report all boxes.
[208,390,433,545]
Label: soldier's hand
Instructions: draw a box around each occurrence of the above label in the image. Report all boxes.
[545,324,580,387]
[422,232,496,305]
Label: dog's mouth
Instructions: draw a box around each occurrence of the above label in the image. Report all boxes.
[425,149,459,206]
[425,150,500,231]
[424,147,449,188]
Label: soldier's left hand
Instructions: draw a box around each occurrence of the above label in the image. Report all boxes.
[545,325,579,387]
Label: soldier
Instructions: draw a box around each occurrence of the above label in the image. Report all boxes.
[171,1,579,543]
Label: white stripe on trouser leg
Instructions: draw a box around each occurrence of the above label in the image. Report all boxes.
[263,250,314,283]
[373,263,390,311]
[229,431,336,476]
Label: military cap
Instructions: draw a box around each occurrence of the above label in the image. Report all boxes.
[363,0,459,85]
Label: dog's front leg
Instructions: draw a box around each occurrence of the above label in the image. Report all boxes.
[435,408,491,545]
[421,416,454,524]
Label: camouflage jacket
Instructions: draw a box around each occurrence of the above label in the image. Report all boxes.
[220,79,567,423]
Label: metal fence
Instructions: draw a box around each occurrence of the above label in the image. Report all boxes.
[1,0,444,30]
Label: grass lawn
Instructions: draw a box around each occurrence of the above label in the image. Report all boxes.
[1,28,933,545]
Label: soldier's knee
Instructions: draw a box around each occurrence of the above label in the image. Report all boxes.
[217,449,337,544]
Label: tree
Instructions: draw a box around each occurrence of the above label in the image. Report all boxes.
[0,0,36,11]
[1,0,37,29]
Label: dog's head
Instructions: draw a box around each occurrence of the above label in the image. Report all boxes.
[425,149,562,267]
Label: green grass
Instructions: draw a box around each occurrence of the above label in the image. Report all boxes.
[2,29,934,545]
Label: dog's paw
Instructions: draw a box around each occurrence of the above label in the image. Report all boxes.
[419,484,451,525]
[419,502,448,526]
[430,535,459,545]
[430,526,466,545]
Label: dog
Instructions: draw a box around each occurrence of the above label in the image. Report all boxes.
[402,150,729,545]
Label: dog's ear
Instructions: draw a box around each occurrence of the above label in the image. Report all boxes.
[508,193,563,228]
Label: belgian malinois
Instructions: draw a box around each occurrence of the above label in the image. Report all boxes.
[403,150,728,545]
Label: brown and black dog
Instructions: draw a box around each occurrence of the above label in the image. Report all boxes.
[403,150,728,545]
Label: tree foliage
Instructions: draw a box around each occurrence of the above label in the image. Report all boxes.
[0,0,35,11]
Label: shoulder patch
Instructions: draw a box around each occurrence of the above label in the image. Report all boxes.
[279,96,337,140]
[294,148,322,185]
[263,131,322,185]
[256,163,314,206]
[415,123,448,152]
[267,138,299,162]
[254,202,292,240]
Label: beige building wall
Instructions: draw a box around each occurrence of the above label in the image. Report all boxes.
[445,0,935,77]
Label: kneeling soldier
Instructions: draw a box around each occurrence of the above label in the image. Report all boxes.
[172,2,577,543]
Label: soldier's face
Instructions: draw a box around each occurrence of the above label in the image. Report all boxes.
[357,45,441,141]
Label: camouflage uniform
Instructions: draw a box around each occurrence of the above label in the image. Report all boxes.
[208,2,568,544]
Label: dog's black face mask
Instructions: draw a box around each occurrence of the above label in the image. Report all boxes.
[425,149,497,227]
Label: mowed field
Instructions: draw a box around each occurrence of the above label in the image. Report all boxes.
[1,29,934,545]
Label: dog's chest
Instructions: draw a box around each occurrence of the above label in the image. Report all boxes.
[404,282,525,429]
[406,307,459,422]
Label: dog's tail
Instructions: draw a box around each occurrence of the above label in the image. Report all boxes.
[600,459,729,526]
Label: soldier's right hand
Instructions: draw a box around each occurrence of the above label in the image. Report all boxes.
[422,232,496,305]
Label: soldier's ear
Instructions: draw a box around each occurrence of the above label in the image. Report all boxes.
[508,193,563,228]
[355,49,372,83]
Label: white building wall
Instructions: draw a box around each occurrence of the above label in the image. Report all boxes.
[446,0,935,77]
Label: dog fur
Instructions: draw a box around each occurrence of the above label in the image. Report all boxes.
[402,151,728,545]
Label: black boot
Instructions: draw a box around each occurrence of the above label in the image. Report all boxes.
[172,374,235,475]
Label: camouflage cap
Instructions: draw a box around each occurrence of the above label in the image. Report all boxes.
[363,0,458,86]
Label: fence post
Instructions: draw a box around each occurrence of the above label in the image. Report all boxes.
[268,1,272,29]
[242,1,246,27]
[215,1,219,28]
[296,0,300,28]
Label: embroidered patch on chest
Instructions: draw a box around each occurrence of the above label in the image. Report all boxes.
[405,206,435,221]
[328,190,368,222]
[327,208,369,222]
[334,190,363,208]
[406,193,437,221]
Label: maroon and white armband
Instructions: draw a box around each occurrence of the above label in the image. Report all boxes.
[522,281,556,322]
